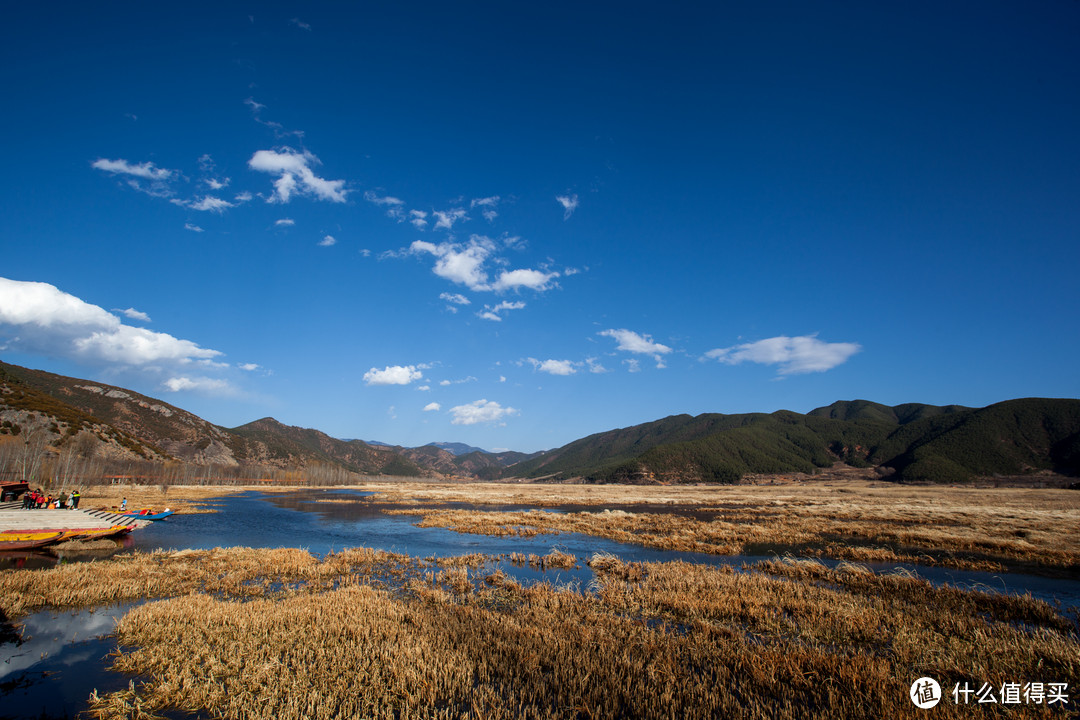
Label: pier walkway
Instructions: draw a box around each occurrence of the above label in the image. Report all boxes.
[0,502,151,532]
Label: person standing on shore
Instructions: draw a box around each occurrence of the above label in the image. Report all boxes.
[73,489,81,509]
[120,497,127,511]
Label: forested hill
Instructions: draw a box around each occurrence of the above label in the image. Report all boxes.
[505,399,1080,484]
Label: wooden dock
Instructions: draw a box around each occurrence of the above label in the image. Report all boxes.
[0,502,151,532]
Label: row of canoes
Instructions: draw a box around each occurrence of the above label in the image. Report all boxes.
[0,525,133,551]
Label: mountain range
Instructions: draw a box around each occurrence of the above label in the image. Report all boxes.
[1,360,1078,485]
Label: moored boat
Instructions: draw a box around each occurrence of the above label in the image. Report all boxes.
[0,531,64,550]
[117,509,175,520]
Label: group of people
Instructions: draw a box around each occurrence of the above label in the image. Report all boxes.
[21,488,81,510]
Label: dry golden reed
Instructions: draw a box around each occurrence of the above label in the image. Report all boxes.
[19,546,1062,720]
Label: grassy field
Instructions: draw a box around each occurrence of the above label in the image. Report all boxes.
[1,479,1077,718]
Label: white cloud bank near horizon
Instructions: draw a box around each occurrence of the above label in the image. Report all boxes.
[705,335,861,375]
[0,277,238,394]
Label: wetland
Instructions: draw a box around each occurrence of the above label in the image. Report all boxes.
[1,479,1078,718]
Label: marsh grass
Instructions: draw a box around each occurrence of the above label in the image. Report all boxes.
[391,482,1080,576]
[57,547,1076,720]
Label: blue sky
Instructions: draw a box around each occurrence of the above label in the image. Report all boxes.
[2,2,1078,453]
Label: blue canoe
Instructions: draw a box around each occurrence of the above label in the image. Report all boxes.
[118,509,175,520]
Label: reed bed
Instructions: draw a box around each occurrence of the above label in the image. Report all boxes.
[76,549,1077,720]
[392,482,1080,576]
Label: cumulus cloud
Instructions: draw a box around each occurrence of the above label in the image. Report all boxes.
[182,196,235,213]
[238,363,261,372]
[410,237,494,290]
[423,402,441,412]
[319,235,337,247]
[248,148,347,203]
[599,329,673,368]
[363,365,424,386]
[275,218,295,227]
[449,399,518,426]
[408,236,559,298]
[433,209,468,231]
[705,335,861,375]
[556,193,579,219]
[0,277,224,369]
[492,268,559,292]
[526,358,578,376]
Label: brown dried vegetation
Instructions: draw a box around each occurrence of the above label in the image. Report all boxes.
[45,548,1074,720]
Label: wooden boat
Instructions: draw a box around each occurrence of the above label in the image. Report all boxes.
[56,525,134,542]
[118,508,175,520]
[0,531,64,551]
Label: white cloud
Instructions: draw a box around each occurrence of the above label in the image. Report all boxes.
[363,365,424,386]
[526,358,578,376]
[478,301,525,322]
[238,363,261,371]
[440,293,470,306]
[409,210,428,230]
[470,196,500,222]
[234,191,253,203]
[248,148,347,203]
[116,308,151,323]
[364,192,406,220]
[492,269,559,292]
[556,193,579,219]
[423,402,441,412]
[319,235,337,247]
[185,196,234,213]
[275,218,295,227]
[433,209,467,231]
[586,357,608,374]
[184,223,204,233]
[449,399,518,426]
[599,329,673,368]
[705,335,861,375]
[92,158,172,181]
[290,17,312,30]
[410,237,494,290]
[163,376,235,394]
[93,157,175,198]
[0,277,225,369]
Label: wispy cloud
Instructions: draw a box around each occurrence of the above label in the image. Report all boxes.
[556,193,579,219]
[599,328,673,368]
[525,358,578,376]
[449,399,518,426]
[184,223,204,233]
[364,191,406,220]
[290,17,312,31]
[92,157,175,198]
[174,195,235,213]
[704,335,861,375]
[363,365,424,386]
[163,376,236,395]
[470,195,501,222]
[115,308,151,323]
[248,148,347,203]
[275,218,295,227]
[478,301,525,322]
[409,210,428,230]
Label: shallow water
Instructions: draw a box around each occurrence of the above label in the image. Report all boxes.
[2,487,1079,719]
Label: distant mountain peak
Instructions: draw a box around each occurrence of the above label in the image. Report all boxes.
[425,441,490,456]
